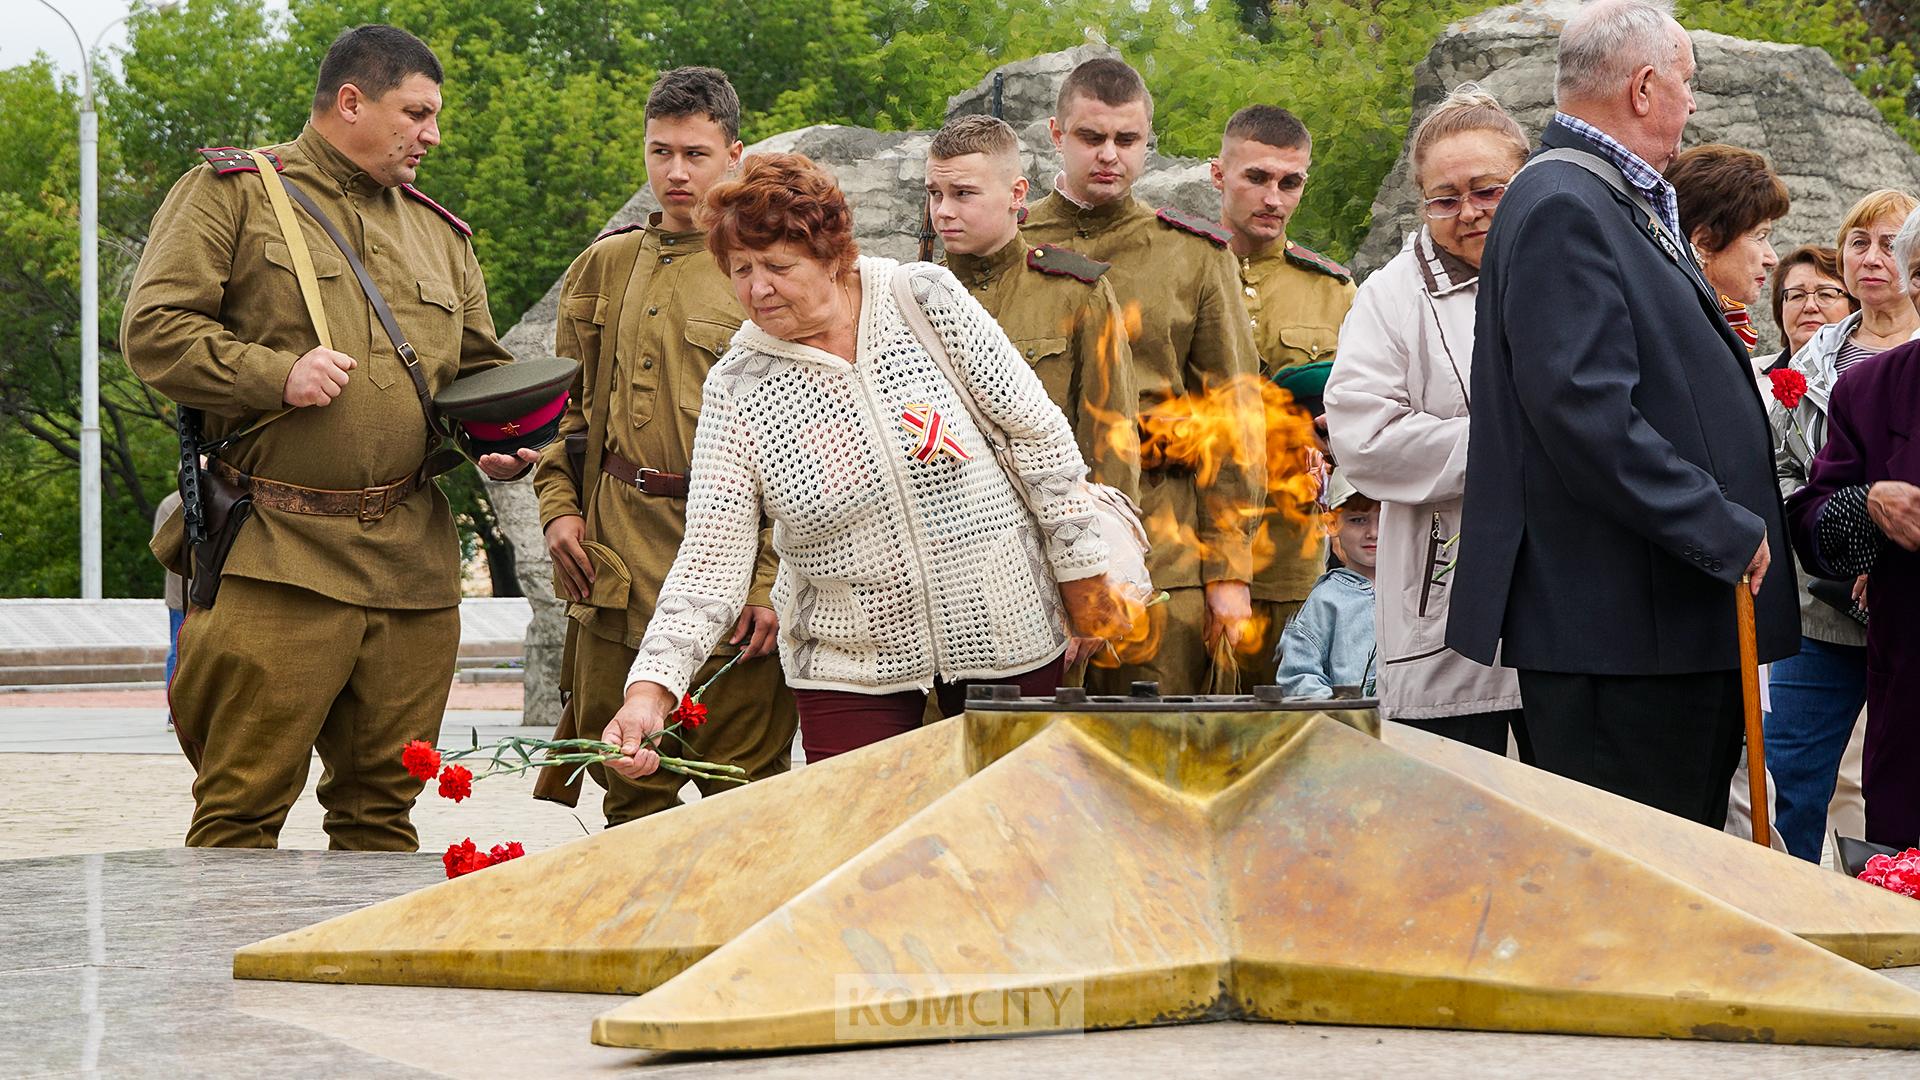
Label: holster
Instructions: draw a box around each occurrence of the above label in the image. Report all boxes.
[188,459,253,610]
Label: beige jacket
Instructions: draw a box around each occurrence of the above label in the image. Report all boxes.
[1324,229,1521,719]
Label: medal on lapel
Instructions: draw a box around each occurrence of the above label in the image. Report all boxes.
[900,403,972,464]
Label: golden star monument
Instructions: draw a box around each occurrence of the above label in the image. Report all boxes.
[236,690,1920,1052]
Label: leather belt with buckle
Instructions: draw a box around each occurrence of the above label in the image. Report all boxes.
[212,459,424,522]
[602,449,690,497]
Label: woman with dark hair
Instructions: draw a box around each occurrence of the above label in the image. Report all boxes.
[1765,190,1919,860]
[1665,144,1789,356]
[599,153,1122,773]
[1766,244,1856,376]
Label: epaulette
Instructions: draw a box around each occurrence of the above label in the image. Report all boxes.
[594,221,645,243]
[1156,206,1231,248]
[402,184,473,237]
[197,146,281,175]
[1026,244,1109,284]
[1284,241,1352,284]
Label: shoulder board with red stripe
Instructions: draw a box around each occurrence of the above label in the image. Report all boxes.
[197,146,282,175]
[1026,244,1109,284]
[594,221,646,243]
[401,184,472,237]
[1285,241,1352,283]
[1156,206,1231,248]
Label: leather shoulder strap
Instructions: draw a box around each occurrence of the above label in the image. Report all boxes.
[278,180,443,453]
[579,238,649,509]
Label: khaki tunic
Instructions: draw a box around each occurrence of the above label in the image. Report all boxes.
[947,234,1141,502]
[124,126,512,609]
[533,218,777,645]
[1241,242,1356,607]
[1022,194,1264,589]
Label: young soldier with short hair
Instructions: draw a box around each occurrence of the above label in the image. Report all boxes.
[1210,105,1357,686]
[534,67,796,824]
[925,113,1142,676]
[1022,58,1266,695]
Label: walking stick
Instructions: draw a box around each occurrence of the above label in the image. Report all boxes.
[1737,575,1770,847]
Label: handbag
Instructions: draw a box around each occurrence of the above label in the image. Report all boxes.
[887,267,1155,605]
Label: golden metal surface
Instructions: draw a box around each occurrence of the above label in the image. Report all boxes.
[1386,722,1920,968]
[237,703,1920,1053]
[233,720,969,993]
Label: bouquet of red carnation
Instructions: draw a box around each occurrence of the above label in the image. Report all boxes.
[442,838,527,879]
[1858,848,1920,897]
[401,651,749,818]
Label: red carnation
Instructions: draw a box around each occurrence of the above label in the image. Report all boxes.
[671,695,710,729]
[1769,368,1808,410]
[488,841,526,863]
[443,838,490,878]
[402,740,442,782]
[437,763,474,802]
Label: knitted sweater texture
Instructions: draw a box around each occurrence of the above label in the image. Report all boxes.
[627,257,1110,697]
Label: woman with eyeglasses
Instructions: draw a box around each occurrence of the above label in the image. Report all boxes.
[1323,84,1529,757]
[1767,245,1856,377]
[1761,189,1917,861]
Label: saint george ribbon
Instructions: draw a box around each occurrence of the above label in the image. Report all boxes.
[900,403,972,464]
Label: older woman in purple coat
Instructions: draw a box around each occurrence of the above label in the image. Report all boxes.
[1786,205,1920,849]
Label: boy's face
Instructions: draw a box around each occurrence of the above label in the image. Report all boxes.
[1333,502,1379,574]
[925,151,1027,256]
[644,113,743,232]
[1047,94,1150,207]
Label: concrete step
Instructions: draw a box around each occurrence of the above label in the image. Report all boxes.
[457,667,526,684]
[0,662,167,686]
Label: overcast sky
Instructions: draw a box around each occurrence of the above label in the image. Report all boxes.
[9,0,288,80]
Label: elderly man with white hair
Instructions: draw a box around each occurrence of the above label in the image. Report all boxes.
[1447,0,1801,827]
[1787,204,1920,850]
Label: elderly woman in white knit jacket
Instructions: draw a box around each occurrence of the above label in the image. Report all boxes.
[605,153,1118,773]
[1323,86,1528,756]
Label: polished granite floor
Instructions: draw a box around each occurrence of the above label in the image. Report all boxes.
[6,848,1919,1079]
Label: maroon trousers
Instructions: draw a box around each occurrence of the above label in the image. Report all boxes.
[793,654,1067,763]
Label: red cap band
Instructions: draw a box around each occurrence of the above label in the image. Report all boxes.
[461,391,569,441]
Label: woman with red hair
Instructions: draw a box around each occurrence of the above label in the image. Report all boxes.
[600,154,1122,769]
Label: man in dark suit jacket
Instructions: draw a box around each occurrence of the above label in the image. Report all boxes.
[1447,0,1799,828]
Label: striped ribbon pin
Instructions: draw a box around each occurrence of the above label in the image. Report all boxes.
[900,403,972,464]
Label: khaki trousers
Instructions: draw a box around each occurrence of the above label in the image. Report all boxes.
[1242,598,1304,690]
[570,628,798,826]
[170,576,459,850]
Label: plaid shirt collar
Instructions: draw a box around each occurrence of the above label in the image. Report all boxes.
[1552,112,1681,241]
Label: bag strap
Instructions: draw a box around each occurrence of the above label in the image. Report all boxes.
[580,242,647,512]
[203,150,331,450]
[274,178,442,453]
[1525,147,1718,305]
[888,268,1010,456]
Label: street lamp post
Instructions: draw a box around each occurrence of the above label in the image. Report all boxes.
[36,2,171,599]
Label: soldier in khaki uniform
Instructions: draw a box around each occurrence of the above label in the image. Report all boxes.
[925,113,1142,684]
[1022,58,1266,696]
[123,26,534,849]
[1211,105,1358,687]
[534,68,797,825]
